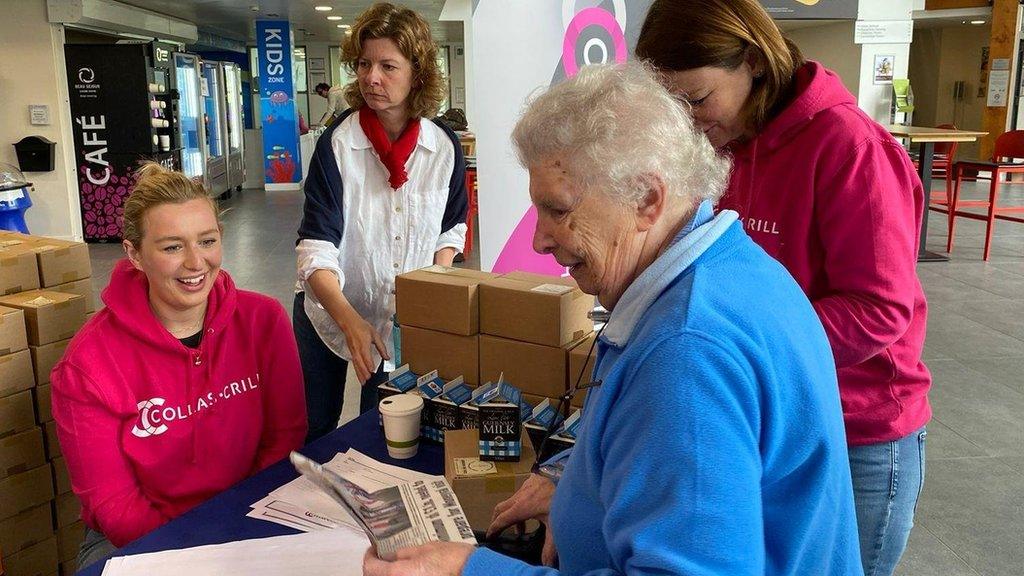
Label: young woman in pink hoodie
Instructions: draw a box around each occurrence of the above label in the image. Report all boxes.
[637,2,931,575]
[51,163,307,570]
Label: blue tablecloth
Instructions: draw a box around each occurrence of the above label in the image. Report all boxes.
[77,410,444,575]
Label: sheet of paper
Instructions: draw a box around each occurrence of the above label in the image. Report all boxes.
[100,528,370,576]
[253,449,443,533]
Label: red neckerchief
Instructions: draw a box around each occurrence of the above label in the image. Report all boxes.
[359,107,420,190]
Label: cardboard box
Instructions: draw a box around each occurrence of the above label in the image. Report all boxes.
[0,504,53,557]
[34,384,52,424]
[395,266,497,335]
[30,339,71,386]
[0,291,85,346]
[0,245,41,296]
[480,334,585,398]
[3,535,58,576]
[51,456,70,495]
[27,240,92,288]
[43,421,60,460]
[0,428,45,481]
[60,558,77,576]
[0,464,53,521]
[0,390,36,439]
[54,279,94,314]
[400,325,479,386]
[53,491,80,528]
[0,306,28,356]
[0,349,35,398]
[475,380,525,462]
[56,521,83,563]
[444,428,535,532]
[480,271,593,347]
[568,333,597,409]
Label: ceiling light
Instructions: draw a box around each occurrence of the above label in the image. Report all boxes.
[337,24,345,28]
[315,5,332,11]
[970,20,986,25]
[327,15,342,20]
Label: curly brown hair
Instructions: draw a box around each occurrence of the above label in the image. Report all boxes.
[341,3,446,119]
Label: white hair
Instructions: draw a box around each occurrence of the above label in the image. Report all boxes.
[512,61,730,207]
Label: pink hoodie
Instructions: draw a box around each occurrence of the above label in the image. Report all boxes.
[721,61,931,446]
[51,260,306,546]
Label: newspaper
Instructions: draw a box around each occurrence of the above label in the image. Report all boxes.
[289,452,477,561]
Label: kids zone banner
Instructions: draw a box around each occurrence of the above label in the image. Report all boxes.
[256,20,301,187]
[474,0,652,276]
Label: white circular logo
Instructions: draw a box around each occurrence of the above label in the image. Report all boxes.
[78,67,95,83]
[132,397,169,437]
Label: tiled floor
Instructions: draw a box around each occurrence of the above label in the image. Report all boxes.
[85,180,1023,575]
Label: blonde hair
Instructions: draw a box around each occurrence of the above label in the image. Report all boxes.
[122,162,220,247]
[512,62,731,207]
[636,0,805,132]
[341,2,446,118]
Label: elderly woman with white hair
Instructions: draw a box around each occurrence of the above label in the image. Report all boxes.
[364,62,862,576]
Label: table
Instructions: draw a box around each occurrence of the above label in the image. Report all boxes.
[885,125,988,262]
[77,411,444,576]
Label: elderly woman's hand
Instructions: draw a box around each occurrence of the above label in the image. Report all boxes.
[487,473,555,537]
[362,542,475,576]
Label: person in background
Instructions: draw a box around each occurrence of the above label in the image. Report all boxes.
[364,61,861,576]
[635,2,931,574]
[295,2,467,442]
[315,82,348,127]
[51,163,306,570]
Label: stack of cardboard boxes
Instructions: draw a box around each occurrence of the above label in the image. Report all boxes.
[396,267,597,415]
[0,231,92,576]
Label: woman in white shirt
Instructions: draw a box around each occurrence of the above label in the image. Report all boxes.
[295,2,468,442]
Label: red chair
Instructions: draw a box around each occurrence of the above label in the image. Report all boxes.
[462,167,478,257]
[948,130,1024,260]
[924,124,960,215]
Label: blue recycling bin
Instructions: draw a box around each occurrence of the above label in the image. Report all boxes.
[0,183,32,234]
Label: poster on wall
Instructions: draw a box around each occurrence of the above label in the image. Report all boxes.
[759,0,858,20]
[255,20,301,187]
[474,0,655,275]
[873,55,894,85]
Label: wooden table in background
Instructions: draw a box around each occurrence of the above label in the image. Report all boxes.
[886,125,988,262]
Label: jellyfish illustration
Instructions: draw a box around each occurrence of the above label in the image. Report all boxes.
[269,90,290,105]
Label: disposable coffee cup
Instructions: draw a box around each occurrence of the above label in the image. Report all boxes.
[379,394,424,459]
[159,135,171,151]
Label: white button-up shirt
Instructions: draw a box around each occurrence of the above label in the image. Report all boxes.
[296,112,467,371]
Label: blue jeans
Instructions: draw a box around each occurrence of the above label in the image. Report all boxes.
[293,292,389,443]
[848,427,927,576]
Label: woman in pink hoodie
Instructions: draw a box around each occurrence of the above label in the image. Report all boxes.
[637,2,930,575]
[51,163,307,570]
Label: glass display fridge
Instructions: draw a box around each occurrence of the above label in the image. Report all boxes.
[222,62,246,192]
[172,52,207,184]
[64,43,179,242]
[201,60,229,196]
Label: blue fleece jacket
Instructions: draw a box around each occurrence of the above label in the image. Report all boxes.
[464,203,862,575]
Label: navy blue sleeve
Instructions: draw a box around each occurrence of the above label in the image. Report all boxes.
[432,119,469,234]
[296,109,354,246]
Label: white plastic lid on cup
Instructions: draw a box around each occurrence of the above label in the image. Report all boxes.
[379,394,424,416]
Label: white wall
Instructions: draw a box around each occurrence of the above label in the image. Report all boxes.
[857,0,914,123]
[303,40,333,126]
[0,0,81,240]
[786,22,861,97]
